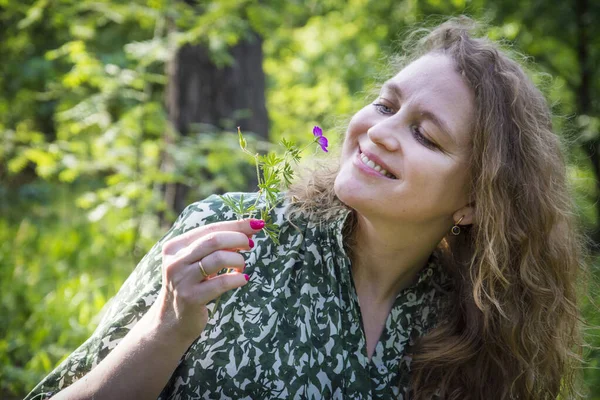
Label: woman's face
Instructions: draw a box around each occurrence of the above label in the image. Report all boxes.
[334,53,475,226]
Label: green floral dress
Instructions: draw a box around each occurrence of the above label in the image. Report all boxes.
[26,192,451,400]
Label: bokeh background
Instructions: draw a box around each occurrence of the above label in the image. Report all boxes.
[1,0,599,398]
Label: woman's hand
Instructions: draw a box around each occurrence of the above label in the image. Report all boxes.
[49,218,265,400]
[148,218,264,344]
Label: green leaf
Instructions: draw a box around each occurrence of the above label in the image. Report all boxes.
[219,194,241,214]
[258,152,282,168]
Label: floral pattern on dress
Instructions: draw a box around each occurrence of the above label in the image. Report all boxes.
[25,192,451,400]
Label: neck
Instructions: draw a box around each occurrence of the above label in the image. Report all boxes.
[350,213,448,305]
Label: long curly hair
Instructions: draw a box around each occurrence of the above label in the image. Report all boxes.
[286,16,586,399]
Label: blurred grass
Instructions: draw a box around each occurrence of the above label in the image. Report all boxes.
[0,180,599,398]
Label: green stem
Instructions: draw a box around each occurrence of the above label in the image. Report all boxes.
[299,137,318,153]
[254,154,262,187]
[251,154,263,215]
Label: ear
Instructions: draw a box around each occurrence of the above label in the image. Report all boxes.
[452,203,475,226]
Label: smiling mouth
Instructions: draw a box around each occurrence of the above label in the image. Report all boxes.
[359,151,397,179]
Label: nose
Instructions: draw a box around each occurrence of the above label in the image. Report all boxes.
[367,119,401,152]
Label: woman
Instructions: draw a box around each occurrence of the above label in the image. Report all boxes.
[26,17,584,400]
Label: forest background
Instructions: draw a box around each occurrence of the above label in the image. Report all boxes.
[1,0,600,398]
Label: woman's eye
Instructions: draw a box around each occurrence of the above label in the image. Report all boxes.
[373,103,394,115]
[411,125,438,150]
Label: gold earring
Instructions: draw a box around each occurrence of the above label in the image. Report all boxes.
[451,216,465,236]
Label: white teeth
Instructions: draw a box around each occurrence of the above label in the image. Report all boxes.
[360,152,395,179]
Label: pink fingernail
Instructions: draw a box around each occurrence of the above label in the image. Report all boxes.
[250,219,265,230]
[248,238,254,248]
[244,274,250,281]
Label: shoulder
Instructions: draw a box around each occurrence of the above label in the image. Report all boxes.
[174,192,304,234]
[178,192,251,222]
[175,192,263,229]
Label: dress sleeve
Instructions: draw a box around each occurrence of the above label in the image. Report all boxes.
[24,194,244,400]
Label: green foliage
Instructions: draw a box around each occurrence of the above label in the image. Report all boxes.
[0,182,158,396]
[1,0,599,397]
[582,273,600,399]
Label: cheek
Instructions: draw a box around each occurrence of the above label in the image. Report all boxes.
[405,156,469,203]
[341,118,362,155]
[346,108,372,138]
[431,166,470,205]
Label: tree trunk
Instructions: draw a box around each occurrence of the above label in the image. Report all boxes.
[161,31,268,222]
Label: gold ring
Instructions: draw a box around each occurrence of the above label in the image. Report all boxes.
[198,260,209,279]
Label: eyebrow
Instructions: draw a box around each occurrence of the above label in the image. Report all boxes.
[381,81,457,146]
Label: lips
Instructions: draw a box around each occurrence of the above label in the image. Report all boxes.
[358,147,397,179]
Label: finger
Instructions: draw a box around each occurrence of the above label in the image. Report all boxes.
[195,250,246,277]
[170,218,265,250]
[179,231,252,266]
[193,273,250,305]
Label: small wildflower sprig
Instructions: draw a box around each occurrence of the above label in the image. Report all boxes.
[219,126,329,245]
[209,126,327,319]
